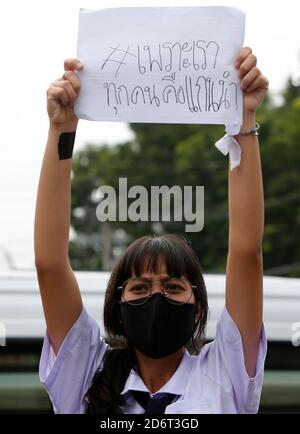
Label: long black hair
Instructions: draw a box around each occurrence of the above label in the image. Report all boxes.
[85,234,208,414]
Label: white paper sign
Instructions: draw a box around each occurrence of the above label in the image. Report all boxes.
[75,6,245,125]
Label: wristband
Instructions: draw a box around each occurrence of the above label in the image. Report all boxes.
[237,123,260,136]
[58,131,76,160]
[214,120,260,171]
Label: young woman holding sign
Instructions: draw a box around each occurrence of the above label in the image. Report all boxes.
[34,46,269,414]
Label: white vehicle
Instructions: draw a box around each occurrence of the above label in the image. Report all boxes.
[0,270,299,413]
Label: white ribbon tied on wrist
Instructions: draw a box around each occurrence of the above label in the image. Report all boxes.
[215,119,243,171]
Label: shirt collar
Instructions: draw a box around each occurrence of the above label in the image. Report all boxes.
[121,349,194,397]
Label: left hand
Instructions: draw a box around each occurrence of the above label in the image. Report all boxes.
[235,47,269,115]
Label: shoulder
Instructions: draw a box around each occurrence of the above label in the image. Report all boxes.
[39,305,109,413]
[183,306,267,413]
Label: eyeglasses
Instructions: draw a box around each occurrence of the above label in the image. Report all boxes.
[117,276,197,305]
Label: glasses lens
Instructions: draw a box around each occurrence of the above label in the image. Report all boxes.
[121,277,194,305]
[163,278,193,304]
[122,278,151,304]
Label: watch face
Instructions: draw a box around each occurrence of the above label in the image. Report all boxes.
[240,123,259,135]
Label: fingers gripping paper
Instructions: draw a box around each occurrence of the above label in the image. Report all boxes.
[75,7,246,169]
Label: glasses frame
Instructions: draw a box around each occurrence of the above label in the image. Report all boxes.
[117,276,197,306]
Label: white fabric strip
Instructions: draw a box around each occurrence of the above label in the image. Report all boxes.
[215,119,243,171]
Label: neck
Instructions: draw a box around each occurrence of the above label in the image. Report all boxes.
[134,348,185,394]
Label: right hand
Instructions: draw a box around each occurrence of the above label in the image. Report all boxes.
[47,58,84,133]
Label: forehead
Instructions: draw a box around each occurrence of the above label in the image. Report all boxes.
[131,258,169,278]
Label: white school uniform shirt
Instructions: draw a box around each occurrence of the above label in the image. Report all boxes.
[39,305,267,414]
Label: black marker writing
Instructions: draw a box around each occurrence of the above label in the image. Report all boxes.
[136,40,220,74]
[104,72,238,115]
[99,39,239,116]
[101,44,137,78]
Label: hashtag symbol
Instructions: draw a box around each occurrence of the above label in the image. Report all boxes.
[101,44,137,79]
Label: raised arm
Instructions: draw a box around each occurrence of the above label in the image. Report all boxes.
[225,47,269,377]
[34,59,84,354]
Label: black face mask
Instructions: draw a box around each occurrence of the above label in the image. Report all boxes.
[120,292,196,359]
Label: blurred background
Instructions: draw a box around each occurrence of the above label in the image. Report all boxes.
[0,0,299,414]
